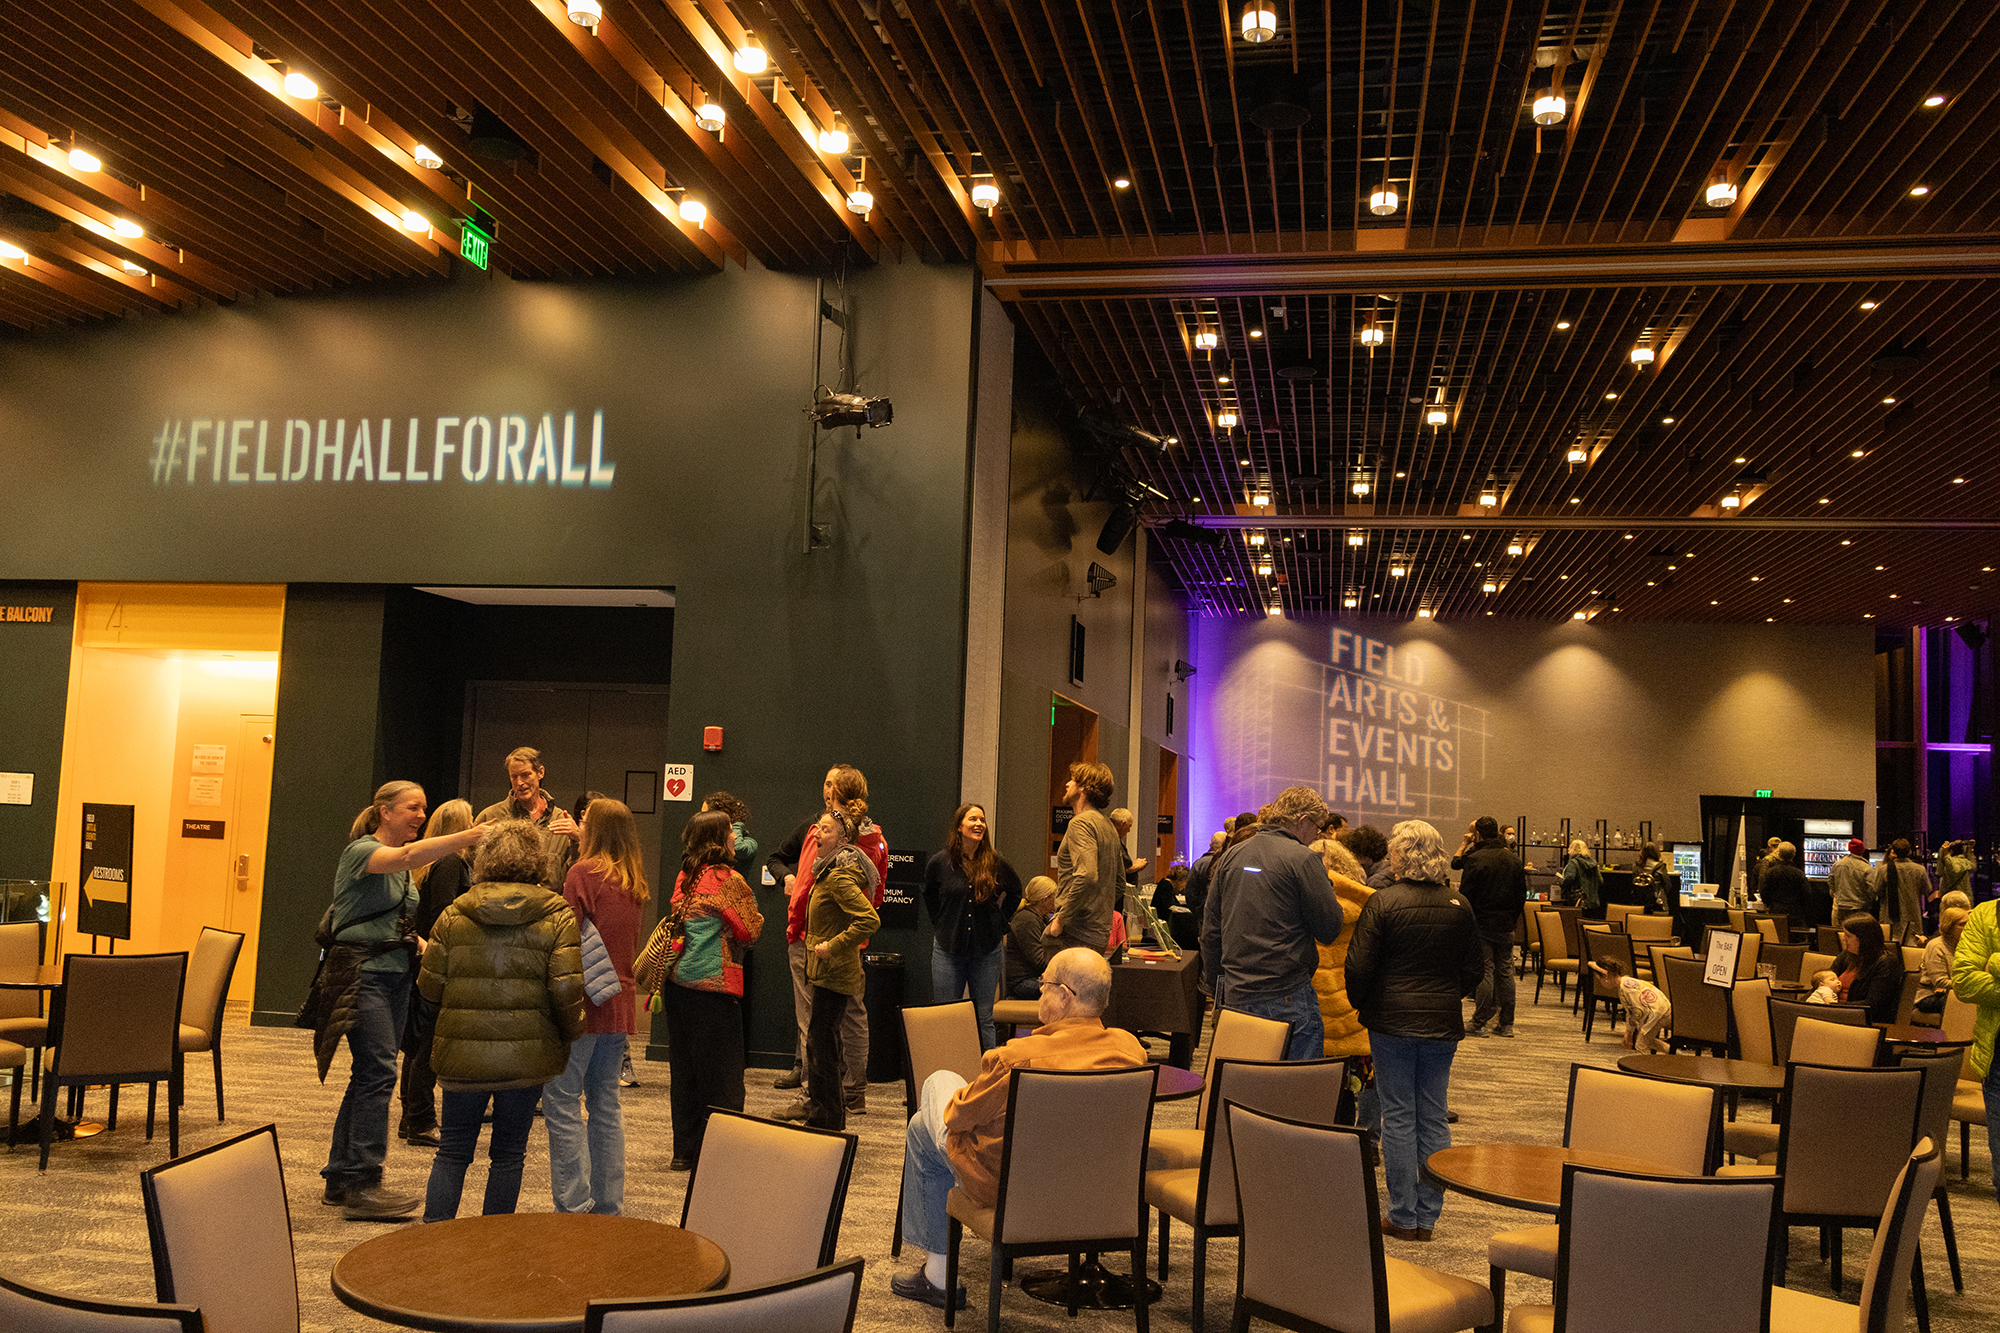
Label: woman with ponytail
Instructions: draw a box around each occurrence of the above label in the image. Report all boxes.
[923,803,1022,1049]
[804,801,880,1130]
[655,809,764,1168]
[318,781,483,1221]
[546,798,651,1206]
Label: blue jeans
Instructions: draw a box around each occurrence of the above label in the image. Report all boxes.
[1372,1032,1457,1231]
[1985,1056,2000,1205]
[1223,982,1325,1061]
[901,1069,970,1255]
[932,946,1005,1049]
[425,1086,541,1223]
[545,1033,625,1214]
[322,968,408,1189]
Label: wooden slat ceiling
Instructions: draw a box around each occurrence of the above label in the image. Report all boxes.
[3,1,1997,626]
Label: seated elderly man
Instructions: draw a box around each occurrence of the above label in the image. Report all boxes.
[892,947,1146,1309]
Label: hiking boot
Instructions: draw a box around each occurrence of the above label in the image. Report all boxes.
[773,1066,804,1090]
[774,1096,809,1122]
[844,1088,867,1115]
[321,1181,347,1207]
[342,1184,420,1221]
[1492,1025,1516,1038]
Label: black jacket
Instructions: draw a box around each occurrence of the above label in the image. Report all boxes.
[1345,878,1485,1041]
[1452,839,1528,935]
[1833,949,1904,1024]
[923,850,1023,959]
[1760,861,1808,921]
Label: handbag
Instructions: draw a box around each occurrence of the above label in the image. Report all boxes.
[634,916,675,995]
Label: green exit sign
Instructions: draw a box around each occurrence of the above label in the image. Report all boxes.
[459,219,492,271]
[1754,789,1774,798]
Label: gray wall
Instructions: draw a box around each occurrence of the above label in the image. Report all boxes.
[0,582,75,884]
[0,257,983,1059]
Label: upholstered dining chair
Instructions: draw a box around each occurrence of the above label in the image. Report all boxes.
[1764,1139,1941,1333]
[1487,1064,1722,1323]
[894,1001,985,1256]
[584,1256,864,1333]
[1770,997,1869,1067]
[1504,1165,1780,1333]
[1605,902,1642,931]
[1730,1018,1886,1163]
[683,1110,857,1291]
[1814,926,1844,954]
[1145,1056,1346,1331]
[175,926,244,1121]
[1535,911,1582,1005]
[140,1122,297,1333]
[1716,1063,1926,1294]
[1,1039,25,1149]
[1579,931,1636,1041]
[39,951,186,1169]
[1662,955,1730,1057]
[1734,931,1766,980]
[1228,1103,1492,1333]
[1940,994,1986,1179]
[1763,943,1809,984]
[1648,945,1695,1005]
[0,923,49,1099]
[0,1270,203,1331]
[1144,1006,1288,1171]
[944,1065,1158,1333]
[1803,950,1839,982]
[1898,1048,1965,1295]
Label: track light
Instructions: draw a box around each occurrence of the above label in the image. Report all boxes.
[1533,93,1566,125]
[734,31,768,74]
[1369,187,1399,216]
[674,192,707,224]
[412,144,444,169]
[1216,409,1238,428]
[283,71,319,100]
[1241,2,1278,43]
[1417,607,1432,618]
[566,0,602,31]
[1343,596,1359,609]
[1390,564,1407,578]
[1483,581,1498,593]
[68,146,102,173]
[112,218,144,238]
[695,101,725,133]
[818,116,850,155]
[1630,345,1655,366]
[970,179,999,211]
[846,160,873,215]
[1706,181,1738,207]
[1351,477,1371,497]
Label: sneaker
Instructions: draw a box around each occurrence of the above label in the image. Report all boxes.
[619,1053,640,1088]
[668,1156,694,1172]
[773,1066,804,1090]
[844,1089,867,1115]
[1492,1025,1516,1039]
[1465,1024,1489,1038]
[891,1268,968,1310]
[342,1184,420,1221]
[321,1181,347,1207]
[774,1096,809,1122]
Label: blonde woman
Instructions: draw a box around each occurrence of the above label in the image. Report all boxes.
[547,798,649,1212]
[398,798,474,1148]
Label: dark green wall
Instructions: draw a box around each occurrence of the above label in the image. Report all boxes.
[0,582,74,885]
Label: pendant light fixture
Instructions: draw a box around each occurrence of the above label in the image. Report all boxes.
[845,158,873,215]
[1630,345,1655,366]
[695,99,725,133]
[566,0,602,31]
[970,179,1000,212]
[1706,180,1738,207]
[1426,406,1448,426]
[1369,187,1399,216]
[733,31,768,74]
[1533,91,1566,125]
[818,115,850,155]
[412,144,444,169]
[1240,2,1278,43]
[1194,325,1219,350]
[1359,324,1385,347]
[1216,409,1239,428]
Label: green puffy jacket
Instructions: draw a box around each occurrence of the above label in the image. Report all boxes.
[805,854,880,997]
[419,880,587,1090]
[1949,898,2000,1080]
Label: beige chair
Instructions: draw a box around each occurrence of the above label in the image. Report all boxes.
[1605,903,1642,930]
[1146,1057,1345,1330]
[1771,997,1869,1067]
[894,1000,986,1255]
[1803,950,1838,980]
[140,1122,297,1333]
[175,926,244,1121]
[1717,1063,1925,1294]
[0,923,49,1098]
[1890,972,1921,1027]
[1899,945,1925,975]
[1535,910,1582,1006]
[944,1065,1157,1332]
[1790,1017,1882,1069]
[683,1110,857,1290]
[1144,1005,1288,1171]
[1488,1064,1722,1322]
[1898,1048,1964,1295]
[1941,993,1986,1179]
[1579,931,1634,1041]
[1758,917,1782,943]
[1662,956,1729,1057]
[1814,926,1844,954]
[39,952,187,1169]
[1722,979,1779,1160]
[1735,931,1765,980]
[1229,1103,1491,1333]
[0,1271,202,1331]
[1648,945,1695,1005]
[1765,1139,1941,1333]
[1505,1165,1779,1333]
[584,1256,864,1333]
[1626,914,1676,946]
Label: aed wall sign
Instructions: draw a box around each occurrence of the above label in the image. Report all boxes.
[148,409,618,488]
[2,605,56,622]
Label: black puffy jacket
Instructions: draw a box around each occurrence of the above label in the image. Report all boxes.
[1453,839,1528,935]
[1345,879,1485,1041]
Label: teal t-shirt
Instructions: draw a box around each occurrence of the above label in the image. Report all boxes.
[330,836,416,973]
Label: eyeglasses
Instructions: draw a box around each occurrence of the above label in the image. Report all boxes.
[1038,980,1074,999]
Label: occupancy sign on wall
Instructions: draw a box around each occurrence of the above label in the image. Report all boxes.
[78,802,134,940]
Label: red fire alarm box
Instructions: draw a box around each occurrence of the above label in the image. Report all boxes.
[702,726,724,751]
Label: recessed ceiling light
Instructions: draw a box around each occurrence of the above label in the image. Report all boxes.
[1589,589,1600,596]
[1924,94,1947,107]
[1750,575,1761,581]
[1473,561,1484,568]
[1417,608,1432,618]
[1864,613,1875,618]
[1668,564,1677,570]
[1783,598,1792,604]
[1191,496,1201,503]
[1951,477,1967,484]
[1646,580,1656,586]
[1766,617,1775,622]
[1623,533,1634,540]
[1217,373,1231,383]
[1819,497,1831,504]
[1567,447,1588,463]
[1859,300,1878,310]
[1569,497,1582,504]
[1113,176,1131,189]
[283,71,320,100]
[1889,593,1900,599]
[1603,392,1618,400]
[1840,540,1851,546]
[1876,565,1886,571]
[845,186,873,215]
[1486,610,1494,616]
[1686,552,1696,557]
[1248,328,1262,338]
[1851,449,1866,458]
[1461,534,1472,541]
[1240,457,1251,465]
[1661,417,1675,424]
[1395,471,1406,479]
[1555,320,1571,330]
[1630,346,1655,366]
[1348,533,1365,546]
[1882,396,1898,405]
[1733,456,1748,464]
[1344,597,1358,608]
[1908,185,1930,196]
[1559,574,1570,580]
[1711,600,1720,605]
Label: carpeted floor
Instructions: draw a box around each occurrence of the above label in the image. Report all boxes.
[2,978,1994,1332]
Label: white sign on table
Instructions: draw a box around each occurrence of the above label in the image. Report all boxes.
[1704,930,1741,989]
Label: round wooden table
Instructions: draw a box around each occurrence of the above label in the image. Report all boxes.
[1876,1024,1971,1048]
[1425,1144,1688,1214]
[1616,1053,1787,1093]
[1153,1062,1205,1101]
[332,1213,728,1332]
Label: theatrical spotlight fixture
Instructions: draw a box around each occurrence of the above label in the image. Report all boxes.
[1159,519,1224,549]
[1248,531,1266,546]
[733,31,768,73]
[1359,324,1385,348]
[68,145,102,173]
[1369,187,1399,216]
[695,100,725,133]
[810,390,893,429]
[1482,581,1498,593]
[1216,409,1239,428]
[1416,607,1433,618]
[1630,345,1655,366]
[1347,532,1366,546]
[970,179,1000,212]
[412,143,444,169]
[1173,659,1197,682]
[1533,92,1566,125]
[566,0,602,31]
[1240,1,1277,43]
[677,193,707,224]
[1086,562,1119,597]
[818,115,850,155]
[1507,541,1524,556]
[283,70,319,100]
[1194,326,1220,350]
[1706,180,1738,207]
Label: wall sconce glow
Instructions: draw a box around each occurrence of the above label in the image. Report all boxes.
[1533,94,1566,125]
[1369,188,1399,216]
[400,210,429,232]
[566,0,602,30]
[818,117,850,155]
[112,218,144,238]
[120,259,147,275]
[1426,407,1448,426]
[695,102,725,133]
[1216,410,1239,428]
[1359,325,1385,347]
[678,194,707,224]
[1629,345,1655,366]
[1706,181,1738,207]
[412,144,444,169]
[68,147,102,173]
[1240,1,1277,42]
[970,180,1000,211]
[845,186,874,215]
[734,32,768,74]
[1194,327,1219,350]
[283,71,320,100]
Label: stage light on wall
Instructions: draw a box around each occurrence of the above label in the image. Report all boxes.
[1240,1,1277,43]
[566,0,602,31]
[695,101,725,133]
[1369,187,1399,216]
[412,144,444,169]
[734,31,768,73]
[1533,93,1566,125]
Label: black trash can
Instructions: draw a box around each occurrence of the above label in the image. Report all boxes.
[863,951,905,1085]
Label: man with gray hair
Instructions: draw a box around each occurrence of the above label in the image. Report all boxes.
[891,948,1146,1309]
[1201,784,1344,1061]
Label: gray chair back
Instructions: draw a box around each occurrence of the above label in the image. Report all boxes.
[1769,995,1868,1066]
[995,1066,1157,1246]
[681,1111,857,1289]
[1661,956,1729,1052]
[140,1123,298,1333]
[585,1257,864,1333]
[0,1271,202,1331]
[1556,1167,1777,1333]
